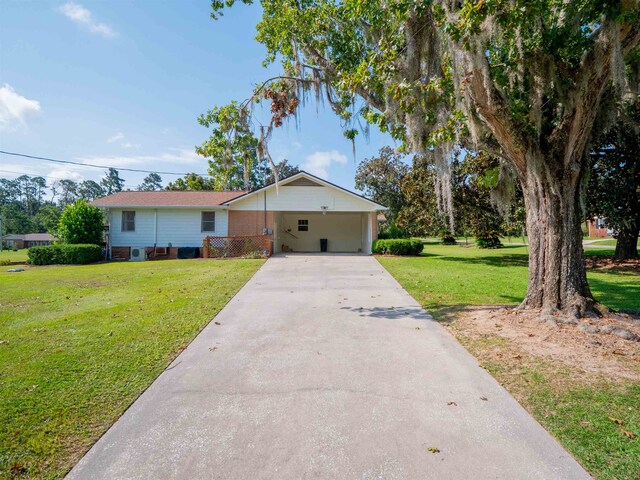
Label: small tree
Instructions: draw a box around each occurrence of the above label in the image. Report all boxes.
[57,200,104,245]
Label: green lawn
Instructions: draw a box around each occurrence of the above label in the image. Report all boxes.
[379,245,638,319]
[0,249,29,264]
[0,259,264,479]
[377,245,640,479]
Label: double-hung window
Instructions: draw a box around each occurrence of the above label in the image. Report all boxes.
[298,219,309,231]
[121,211,135,232]
[201,211,216,232]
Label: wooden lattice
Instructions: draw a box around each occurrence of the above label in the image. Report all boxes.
[203,235,272,258]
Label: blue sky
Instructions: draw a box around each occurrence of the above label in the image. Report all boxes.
[0,0,393,192]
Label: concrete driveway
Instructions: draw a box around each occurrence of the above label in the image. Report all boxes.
[67,254,589,480]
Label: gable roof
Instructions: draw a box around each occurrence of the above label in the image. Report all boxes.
[224,171,387,209]
[90,190,247,208]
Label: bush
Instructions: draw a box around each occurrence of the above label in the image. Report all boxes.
[439,230,457,245]
[0,259,10,266]
[372,238,424,255]
[476,232,503,249]
[28,244,103,265]
[57,200,105,245]
[378,224,409,239]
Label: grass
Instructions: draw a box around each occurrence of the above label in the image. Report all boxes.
[378,245,639,319]
[0,249,29,264]
[0,258,264,479]
[377,244,640,479]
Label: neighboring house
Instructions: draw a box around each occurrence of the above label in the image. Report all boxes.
[2,233,55,249]
[91,171,386,259]
[587,217,611,238]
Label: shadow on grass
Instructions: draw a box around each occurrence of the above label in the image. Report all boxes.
[435,253,530,268]
[588,277,640,311]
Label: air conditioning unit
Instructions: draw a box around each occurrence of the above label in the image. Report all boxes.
[130,248,146,261]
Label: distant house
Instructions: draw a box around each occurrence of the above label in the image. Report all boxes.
[91,171,386,259]
[587,217,611,238]
[2,233,55,249]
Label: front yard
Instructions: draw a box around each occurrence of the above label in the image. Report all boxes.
[0,259,264,479]
[0,249,29,264]
[378,244,639,479]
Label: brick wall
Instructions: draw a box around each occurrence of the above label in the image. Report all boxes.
[371,212,378,242]
[111,246,131,260]
[588,219,609,238]
[228,210,275,236]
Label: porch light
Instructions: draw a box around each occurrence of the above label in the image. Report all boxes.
[321,205,329,215]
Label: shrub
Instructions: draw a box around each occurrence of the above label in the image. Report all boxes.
[378,224,409,239]
[439,230,457,245]
[372,238,424,255]
[57,200,105,245]
[28,244,103,265]
[476,232,503,249]
[0,259,11,266]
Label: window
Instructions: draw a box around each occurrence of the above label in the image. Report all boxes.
[298,219,308,231]
[201,211,216,232]
[121,211,135,232]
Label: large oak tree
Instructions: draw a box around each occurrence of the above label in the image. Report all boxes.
[206,0,640,317]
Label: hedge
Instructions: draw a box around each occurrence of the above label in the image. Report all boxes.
[372,238,424,256]
[28,244,103,265]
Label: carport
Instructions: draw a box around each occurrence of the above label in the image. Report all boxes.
[277,211,371,253]
[224,171,386,254]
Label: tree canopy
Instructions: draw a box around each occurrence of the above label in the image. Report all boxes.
[205,0,640,317]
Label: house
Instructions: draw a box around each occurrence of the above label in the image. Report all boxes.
[587,217,611,238]
[2,233,55,249]
[91,171,386,259]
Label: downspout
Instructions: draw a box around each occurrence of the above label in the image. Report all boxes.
[264,191,267,231]
[154,209,158,247]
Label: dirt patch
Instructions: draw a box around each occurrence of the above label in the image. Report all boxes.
[447,306,640,381]
[585,256,640,273]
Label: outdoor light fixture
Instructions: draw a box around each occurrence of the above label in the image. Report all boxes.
[320,205,329,215]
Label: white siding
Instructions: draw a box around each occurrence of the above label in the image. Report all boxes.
[230,185,377,212]
[108,208,228,248]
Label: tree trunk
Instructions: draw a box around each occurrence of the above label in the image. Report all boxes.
[614,224,639,260]
[519,154,596,317]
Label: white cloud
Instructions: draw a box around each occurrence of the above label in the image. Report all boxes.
[107,132,124,143]
[78,148,205,170]
[0,84,42,131]
[301,150,348,179]
[58,3,116,38]
[107,132,140,149]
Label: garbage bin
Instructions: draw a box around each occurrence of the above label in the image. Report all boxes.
[320,238,328,252]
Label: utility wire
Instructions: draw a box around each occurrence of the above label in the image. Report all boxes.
[0,150,210,177]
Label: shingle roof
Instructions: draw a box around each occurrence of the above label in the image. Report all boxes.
[24,233,54,241]
[90,190,247,207]
[2,233,54,241]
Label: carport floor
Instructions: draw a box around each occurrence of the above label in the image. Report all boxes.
[66,254,590,480]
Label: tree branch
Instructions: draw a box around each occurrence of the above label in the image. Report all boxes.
[464,51,528,174]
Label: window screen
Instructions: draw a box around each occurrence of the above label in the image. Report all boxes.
[298,219,308,231]
[121,211,135,232]
[201,211,216,232]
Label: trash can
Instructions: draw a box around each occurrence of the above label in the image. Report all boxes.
[320,238,328,252]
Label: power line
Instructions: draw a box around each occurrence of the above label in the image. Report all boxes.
[0,150,210,177]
